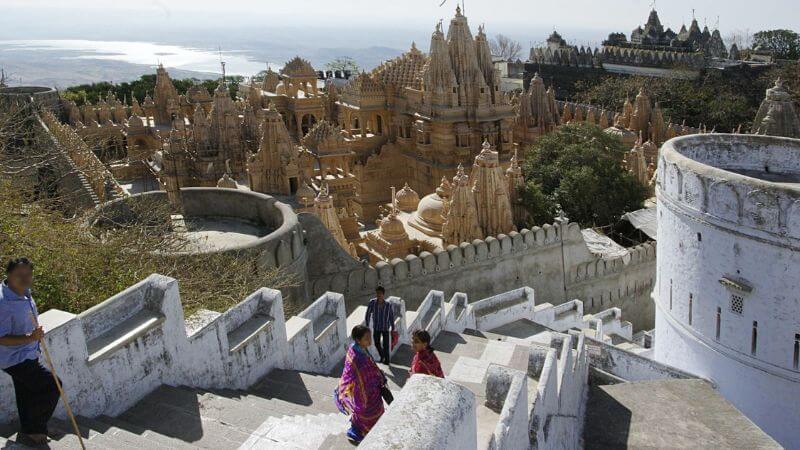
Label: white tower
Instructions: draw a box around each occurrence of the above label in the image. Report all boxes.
[654,133,800,447]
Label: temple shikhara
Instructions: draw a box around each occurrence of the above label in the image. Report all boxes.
[2,2,800,449]
[52,6,718,262]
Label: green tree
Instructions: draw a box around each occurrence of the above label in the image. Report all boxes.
[325,57,359,73]
[62,74,240,106]
[574,71,766,132]
[752,29,800,60]
[520,123,647,227]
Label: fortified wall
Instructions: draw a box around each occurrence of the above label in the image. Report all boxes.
[303,214,657,330]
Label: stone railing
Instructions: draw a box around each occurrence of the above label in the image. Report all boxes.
[405,290,446,338]
[583,335,701,383]
[465,286,536,331]
[586,307,633,340]
[0,274,343,423]
[528,333,589,449]
[40,110,126,202]
[485,365,530,449]
[286,292,348,373]
[361,375,477,450]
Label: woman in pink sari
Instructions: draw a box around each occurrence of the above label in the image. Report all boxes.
[335,325,387,443]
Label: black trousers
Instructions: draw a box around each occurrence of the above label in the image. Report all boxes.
[373,330,390,362]
[3,358,60,435]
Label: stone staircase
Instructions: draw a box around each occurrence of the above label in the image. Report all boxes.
[240,413,348,449]
[0,330,543,450]
[0,375,354,449]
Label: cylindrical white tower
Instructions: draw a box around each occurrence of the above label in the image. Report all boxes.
[655,134,800,447]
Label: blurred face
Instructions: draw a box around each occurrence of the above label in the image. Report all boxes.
[357,330,372,348]
[376,290,385,301]
[7,265,33,294]
[412,336,426,352]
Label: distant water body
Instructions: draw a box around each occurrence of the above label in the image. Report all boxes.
[0,39,274,77]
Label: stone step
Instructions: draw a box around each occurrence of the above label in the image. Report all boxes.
[117,387,254,449]
[240,412,350,450]
[479,339,530,372]
[0,419,101,450]
[75,414,180,449]
[94,414,200,450]
[318,432,355,450]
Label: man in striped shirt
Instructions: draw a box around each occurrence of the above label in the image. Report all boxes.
[364,286,395,365]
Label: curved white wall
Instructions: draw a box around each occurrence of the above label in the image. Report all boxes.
[654,134,800,447]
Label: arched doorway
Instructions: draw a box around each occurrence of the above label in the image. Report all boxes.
[301,114,316,136]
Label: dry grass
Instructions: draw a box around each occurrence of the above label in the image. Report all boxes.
[0,103,295,317]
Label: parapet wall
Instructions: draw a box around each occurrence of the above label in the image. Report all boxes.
[361,375,477,450]
[0,275,339,422]
[659,133,800,244]
[309,220,657,330]
[528,333,589,449]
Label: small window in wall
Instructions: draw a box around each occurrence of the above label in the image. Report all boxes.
[794,334,800,370]
[688,294,693,325]
[731,294,744,315]
[751,321,758,356]
[452,87,457,94]
[715,307,721,340]
[590,297,594,308]
[697,232,702,242]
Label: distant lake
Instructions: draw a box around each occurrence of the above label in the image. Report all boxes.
[0,39,275,77]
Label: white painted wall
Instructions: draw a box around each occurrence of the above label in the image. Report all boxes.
[0,275,342,422]
[361,375,478,450]
[529,333,588,449]
[654,134,800,447]
[485,365,529,450]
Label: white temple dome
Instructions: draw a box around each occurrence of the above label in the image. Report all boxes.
[412,193,446,235]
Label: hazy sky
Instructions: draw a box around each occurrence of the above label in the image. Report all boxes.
[2,0,795,47]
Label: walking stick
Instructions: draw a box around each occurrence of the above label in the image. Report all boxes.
[29,313,86,450]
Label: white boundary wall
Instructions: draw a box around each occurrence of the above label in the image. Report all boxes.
[0,274,346,422]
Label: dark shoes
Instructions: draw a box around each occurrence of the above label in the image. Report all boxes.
[19,433,50,446]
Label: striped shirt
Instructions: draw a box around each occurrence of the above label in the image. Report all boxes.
[365,298,395,332]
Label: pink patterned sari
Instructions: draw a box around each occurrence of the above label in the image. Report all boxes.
[335,343,385,435]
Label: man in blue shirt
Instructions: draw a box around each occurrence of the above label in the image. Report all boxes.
[0,258,60,445]
[364,286,395,365]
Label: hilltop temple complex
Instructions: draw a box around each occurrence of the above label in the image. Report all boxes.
[3,3,800,447]
[50,7,719,261]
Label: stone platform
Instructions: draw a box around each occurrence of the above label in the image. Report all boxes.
[585,379,782,449]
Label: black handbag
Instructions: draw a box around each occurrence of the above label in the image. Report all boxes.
[380,386,394,405]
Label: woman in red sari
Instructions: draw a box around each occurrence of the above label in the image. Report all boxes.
[335,325,387,443]
[410,329,444,378]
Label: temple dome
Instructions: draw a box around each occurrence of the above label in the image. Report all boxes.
[379,214,409,241]
[395,183,420,212]
[411,192,446,236]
